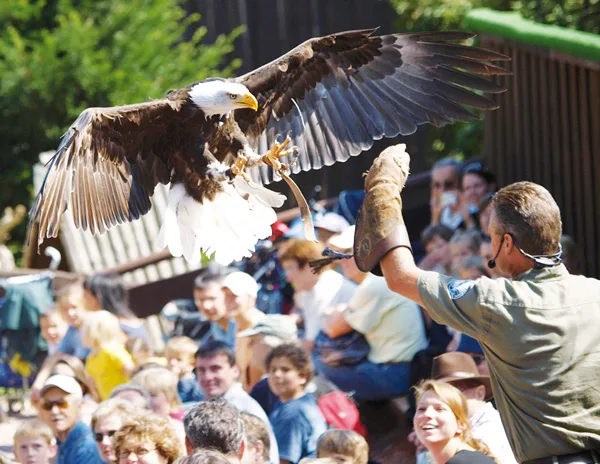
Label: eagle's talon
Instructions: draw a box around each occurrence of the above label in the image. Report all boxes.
[229,155,251,182]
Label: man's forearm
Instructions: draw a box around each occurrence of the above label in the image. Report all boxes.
[381,247,424,307]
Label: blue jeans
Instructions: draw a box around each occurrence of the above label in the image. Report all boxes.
[313,356,411,402]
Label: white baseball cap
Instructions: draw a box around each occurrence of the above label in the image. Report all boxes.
[40,374,83,399]
[328,225,356,251]
[222,272,259,298]
[314,213,350,234]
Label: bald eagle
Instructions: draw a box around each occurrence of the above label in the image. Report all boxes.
[29,29,509,265]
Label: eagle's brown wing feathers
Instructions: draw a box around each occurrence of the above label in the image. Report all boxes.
[234,30,509,185]
[29,99,184,248]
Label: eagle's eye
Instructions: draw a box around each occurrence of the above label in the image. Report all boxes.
[229,93,238,100]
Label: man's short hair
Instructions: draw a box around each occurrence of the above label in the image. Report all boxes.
[432,157,463,177]
[13,419,55,447]
[265,343,314,383]
[193,264,231,290]
[176,449,231,464]
[184,399,245,456]
[492,181,561,255]
[241,412,270,462]
[195,341,236,366]
[108,383,152,409]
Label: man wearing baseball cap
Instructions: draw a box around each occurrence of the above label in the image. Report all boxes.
[37,374,101,464]
[431,352,516,464]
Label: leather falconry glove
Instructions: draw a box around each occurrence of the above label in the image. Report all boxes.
[353,144,413,275]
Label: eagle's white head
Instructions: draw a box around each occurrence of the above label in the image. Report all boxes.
[189,80,258,118]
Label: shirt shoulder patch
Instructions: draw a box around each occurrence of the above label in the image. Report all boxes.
[447,280,475,300]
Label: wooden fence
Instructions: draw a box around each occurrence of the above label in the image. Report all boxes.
[480,36,600,278]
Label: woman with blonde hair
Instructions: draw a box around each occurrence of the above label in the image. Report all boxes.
[82,310,134,400]
[113,413,184,463]
[413,380,495,464]
[91,399,139,463]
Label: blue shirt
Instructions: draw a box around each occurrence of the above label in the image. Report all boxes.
[57,421,102,464]
[57,326,91,360]
[269,393,327,464]
[206,319,237,349]
[178,374,204,403]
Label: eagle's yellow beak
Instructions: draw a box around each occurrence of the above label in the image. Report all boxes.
[237,93,258,111]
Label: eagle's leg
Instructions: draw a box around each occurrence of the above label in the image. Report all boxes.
[260,135,299,173]
[229,154,251,182]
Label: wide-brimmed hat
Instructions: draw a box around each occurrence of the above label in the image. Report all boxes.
[431,352,493,400]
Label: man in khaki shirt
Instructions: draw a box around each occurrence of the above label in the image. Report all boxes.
[351,144,600,464]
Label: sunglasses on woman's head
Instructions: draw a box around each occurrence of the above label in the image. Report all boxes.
[40,398,69,411]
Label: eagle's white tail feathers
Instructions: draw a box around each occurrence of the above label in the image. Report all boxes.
[158,180,285,266]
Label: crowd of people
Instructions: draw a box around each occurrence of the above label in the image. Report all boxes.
[2,151,595,464]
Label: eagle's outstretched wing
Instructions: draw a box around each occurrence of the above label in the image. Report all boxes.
[234,30,510,185]
[29,99,184,249]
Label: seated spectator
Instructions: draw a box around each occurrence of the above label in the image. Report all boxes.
[193,264,237,348]
[456,256,489,280]
[82,310,134,400]
[131,366,186,443]
[113,413,184,463]
[418,224,454,274]
[13,419,57,464]
[449,230,482,275]
[431,353,516,464]
[183,399,245,463]
[83,273,149,341]
[195,342,279,463]
[92,399,138,463]
[109,383,152,410]
[266,343,327,464]
[55,283,91,360]
[477,193,495,237]
[460,162,496,230]
[278,239,356,347]
[241,412,271,464]
[223,271,266,388]
[317,226,427,401]
[37,374,101,463]
[413,380,495,464]
[39,308,68,356]
[165,336,204,403]
[178,450,232,464]
[238,315,298,392]
[316,430,368,464]
[314,212,350,245]
[31,353,100,423]
[126,336,167,369]
[479,237,504,279]
[429,158,463,231]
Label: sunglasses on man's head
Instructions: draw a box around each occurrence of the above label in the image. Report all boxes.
[40,398,69,411]
[94,430,118,442]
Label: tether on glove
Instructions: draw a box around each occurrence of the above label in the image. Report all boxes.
[353,144,413,275]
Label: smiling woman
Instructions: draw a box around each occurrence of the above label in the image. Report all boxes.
[413,380,496,464]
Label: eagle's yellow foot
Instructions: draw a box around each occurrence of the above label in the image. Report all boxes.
[261,135,298,172]
[229,155,251,182]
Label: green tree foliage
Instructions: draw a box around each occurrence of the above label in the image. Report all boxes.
[0,0,242,258]
[515,0,600,34]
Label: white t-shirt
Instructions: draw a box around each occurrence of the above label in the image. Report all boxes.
[294,270,356,341]
[344,275,427,363]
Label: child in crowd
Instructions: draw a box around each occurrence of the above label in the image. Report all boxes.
[457,256,490,280]
[55,284,91,360]
[126,336,167,369]
[165,336,204,403]
[82,310,134,400]
[418,224,454,274]
[479,237,504,279]
[449,229,482,275]
[317,430,369,464]
[13,419,57,464]
[266,343,328,464]
[39,308,67,355]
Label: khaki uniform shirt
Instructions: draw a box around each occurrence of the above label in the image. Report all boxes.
[418,264,600,462]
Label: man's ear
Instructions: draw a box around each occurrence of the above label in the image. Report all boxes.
[474,384,486,401]
[185,436,193,455]
[239,437,246,460]
[49,443,58,459]
[255,440,265,462]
